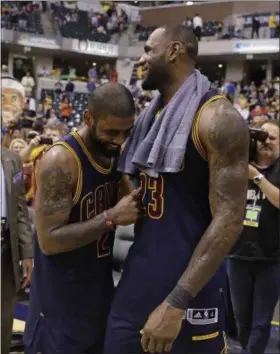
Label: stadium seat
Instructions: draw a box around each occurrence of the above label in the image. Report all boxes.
[41,90,89,127]
[54,5,111,43]
[1,2,44,34]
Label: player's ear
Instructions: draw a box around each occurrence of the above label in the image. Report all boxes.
[167,41,182,63]
[84,109,95,126]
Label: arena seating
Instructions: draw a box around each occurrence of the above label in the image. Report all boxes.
[136,14,280,41]
[32,11,43,34]
[136,22,220,41]
[1,1,43,34]
[54,5,108,42]
[53,4,119,43]
[41,89,88,128]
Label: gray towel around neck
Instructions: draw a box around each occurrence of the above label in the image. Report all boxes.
[118,69,211,178]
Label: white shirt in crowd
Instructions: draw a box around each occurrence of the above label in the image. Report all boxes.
[69,67,76,78]
[21,75,35,93]
[28,97,36,112]
[1,162,7,219]
[100,76,109,85]
[193,15,203,29]
[234,104,250,121]
[39,67,50,76]
[235,16,244,31]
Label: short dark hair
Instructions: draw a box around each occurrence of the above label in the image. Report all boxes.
[33,119,44,134]
[88,83,135,119]
[164,24,198,62]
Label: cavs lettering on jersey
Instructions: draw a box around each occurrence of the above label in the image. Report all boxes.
[109,90,227,344]
[24,131,121,349]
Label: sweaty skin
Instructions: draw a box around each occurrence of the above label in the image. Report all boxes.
[141,98,250,353]
[35,145,140,256]
[35,145,109,255]
[176,98,249,296]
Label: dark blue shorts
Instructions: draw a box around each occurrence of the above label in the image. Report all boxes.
[24,314,105,354]
[104,312,227,354]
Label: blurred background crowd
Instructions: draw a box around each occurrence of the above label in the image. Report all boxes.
[1,1,280,353]
[1,0,279,209]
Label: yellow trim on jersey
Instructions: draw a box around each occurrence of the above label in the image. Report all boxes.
[222,331,228,353]
[52,141,83,206]
[192,331,219,341]
[192,95,226,161]
[71,131,113,175]
[221,344,228,354]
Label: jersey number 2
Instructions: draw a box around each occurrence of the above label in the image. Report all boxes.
[140,173,164,219]
[97,232,111,258]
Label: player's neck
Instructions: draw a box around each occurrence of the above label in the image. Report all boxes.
[160,67,195,106]
[78,127,112,168]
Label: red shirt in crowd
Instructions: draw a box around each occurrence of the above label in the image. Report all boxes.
[110,70,118,83]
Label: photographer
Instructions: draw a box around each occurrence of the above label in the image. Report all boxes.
[20,124,63,205]
[228,120,280,354]
[20,123,62,164]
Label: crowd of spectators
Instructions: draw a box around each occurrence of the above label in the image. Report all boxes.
[1,0,129,42]
[1,2,279,353]
[1,1,44,34]
[3,72,279,211]
[1,2,279,229]
[1,1,279,45]
[137,13,280,42]
[224,79,279,124]
[52,1,129,43]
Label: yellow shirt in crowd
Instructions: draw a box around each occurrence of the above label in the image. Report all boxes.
[269,15,277,28]
[27,145,47,204]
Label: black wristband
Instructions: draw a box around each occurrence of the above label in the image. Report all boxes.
[166,284,193,310]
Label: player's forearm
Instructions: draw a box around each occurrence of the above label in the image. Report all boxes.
[258,177,280,209]
[179,214,242,294]
[166,213,243,308]
[39,213,109,256]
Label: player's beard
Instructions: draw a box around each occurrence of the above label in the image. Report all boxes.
[142,57,171,91]
[91,128,121,158]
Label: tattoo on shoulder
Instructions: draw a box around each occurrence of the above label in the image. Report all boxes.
[207,100,249,159]
[209,101,248,144]
[207,100,249,209]
[40,166,72,216]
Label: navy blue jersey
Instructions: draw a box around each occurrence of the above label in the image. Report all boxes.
[110,91,227,332]
[25,131,121,349]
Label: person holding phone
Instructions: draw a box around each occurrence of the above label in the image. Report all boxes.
[20,123,62,164]
[19,124,63,205]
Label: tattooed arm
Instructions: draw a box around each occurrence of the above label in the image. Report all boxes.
[35,146,141,256]
[139,99,249,353]
[34,145,110,255]
[168,99,250,303]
